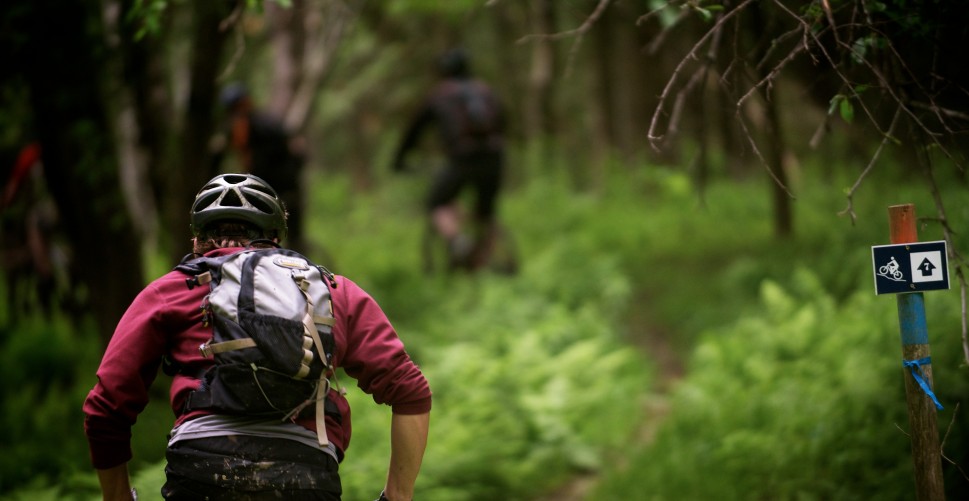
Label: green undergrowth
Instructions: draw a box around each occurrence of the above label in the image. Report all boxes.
[1,162,653,500]
[4,152,968,500]
[589,268,969,500]
[579,161,969,499]
[0,312,102,496]
[301,166,652,501]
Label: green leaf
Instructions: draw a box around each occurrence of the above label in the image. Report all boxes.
[850,38,868,64]
[839,99,855,123]
[827,94,844,116]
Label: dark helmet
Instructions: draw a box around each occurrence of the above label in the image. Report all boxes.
[437,48,471,78]
[190,173,287,239]
[219,82,250,109]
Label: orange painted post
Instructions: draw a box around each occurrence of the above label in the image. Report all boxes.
[888,204,944,501]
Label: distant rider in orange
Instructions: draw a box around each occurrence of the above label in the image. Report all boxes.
[216,83,309,251]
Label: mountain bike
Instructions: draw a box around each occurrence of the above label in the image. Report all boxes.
[420,204,519,275]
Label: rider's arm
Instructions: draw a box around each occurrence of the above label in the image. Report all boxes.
[96,463,134,501]
[84,282,171,469]
[392,101,435,171]
[332,277,432,500]
[83,272,204,476]
[333,277,433,411]
[384,411,430,501]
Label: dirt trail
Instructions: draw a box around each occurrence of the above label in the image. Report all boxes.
[532,293,685,501]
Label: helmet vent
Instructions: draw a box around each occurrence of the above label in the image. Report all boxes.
[194,193,218,211]
[222,190,244,207]
[248,184,275,197]
[249,196,275,215]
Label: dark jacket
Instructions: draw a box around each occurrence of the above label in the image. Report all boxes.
[394,77,505,165]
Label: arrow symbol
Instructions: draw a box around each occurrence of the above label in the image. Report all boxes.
[919,258,936,276]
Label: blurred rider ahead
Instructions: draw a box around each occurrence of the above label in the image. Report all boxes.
[391,48,507,271]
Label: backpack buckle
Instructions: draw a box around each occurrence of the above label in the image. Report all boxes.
[185,271,212,290]
[199,342,213,358]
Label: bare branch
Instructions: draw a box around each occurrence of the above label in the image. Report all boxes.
[819,0,842,48]
[516,0,612,77]
[217,3,248,83]
[920,151,969,365]
[754,25,808,73]
[951,274,966,366]
[737,38,806,109]
[662,10,725,150]
[518,0,611,43]
[647,0,757,149]
[808,113,831,150]
[940,403,969,482]
[766,2,890,141]
[910,101,969,133]
[838,107,901,225]
[837,37,961,168]
[643,9,690,55]
[637,0,676,27]
[664,60,710,150]
[735,111,795,199]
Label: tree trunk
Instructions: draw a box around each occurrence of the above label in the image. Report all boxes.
[586,8,617,188]
[282,0,356,135]
[763,92,794,238]
[19,0,144,341]
[602,1,641,162]
[266,0,305,119]
[162,0,236,264]
[523,0,555,141]
[112,0,172,252]
[747,3,794,238]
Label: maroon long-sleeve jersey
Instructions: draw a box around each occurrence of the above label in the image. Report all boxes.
[83,247,431,469]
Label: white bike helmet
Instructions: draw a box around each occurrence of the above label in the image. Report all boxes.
[190,173,287,240]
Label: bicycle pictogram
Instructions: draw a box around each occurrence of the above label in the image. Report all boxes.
[877,256,905,282]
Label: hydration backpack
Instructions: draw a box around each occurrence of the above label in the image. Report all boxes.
[176,246,339,446]
[460,81,499,137]
[435,79,500,143]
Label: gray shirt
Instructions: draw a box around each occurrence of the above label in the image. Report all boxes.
[169,414,339,463]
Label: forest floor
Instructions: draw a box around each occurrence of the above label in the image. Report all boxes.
[533,290,686,500]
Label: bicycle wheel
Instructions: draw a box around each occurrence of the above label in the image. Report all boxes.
[421,221,448,274]
[485,224,519,275]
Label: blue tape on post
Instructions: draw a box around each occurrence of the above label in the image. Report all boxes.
[896,293,929,345]
[902,357,943,410]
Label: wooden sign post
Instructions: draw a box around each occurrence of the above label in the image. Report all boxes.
[886,204,945,501]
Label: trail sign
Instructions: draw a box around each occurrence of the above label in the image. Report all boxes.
[871,240,949,295]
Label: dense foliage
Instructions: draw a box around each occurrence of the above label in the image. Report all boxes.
[3,0,969,499]
[2,147,968,499]
[0,152,653,500]
[592,273,969,500]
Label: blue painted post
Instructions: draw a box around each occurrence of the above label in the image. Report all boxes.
[889,204,944,501]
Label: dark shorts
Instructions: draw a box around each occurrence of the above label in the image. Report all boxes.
[162,435,341,500]
[427,150,504,221]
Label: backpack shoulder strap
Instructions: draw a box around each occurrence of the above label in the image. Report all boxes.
[173,251,251,290]
[277,247,338,446]
[174,255,212,290]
